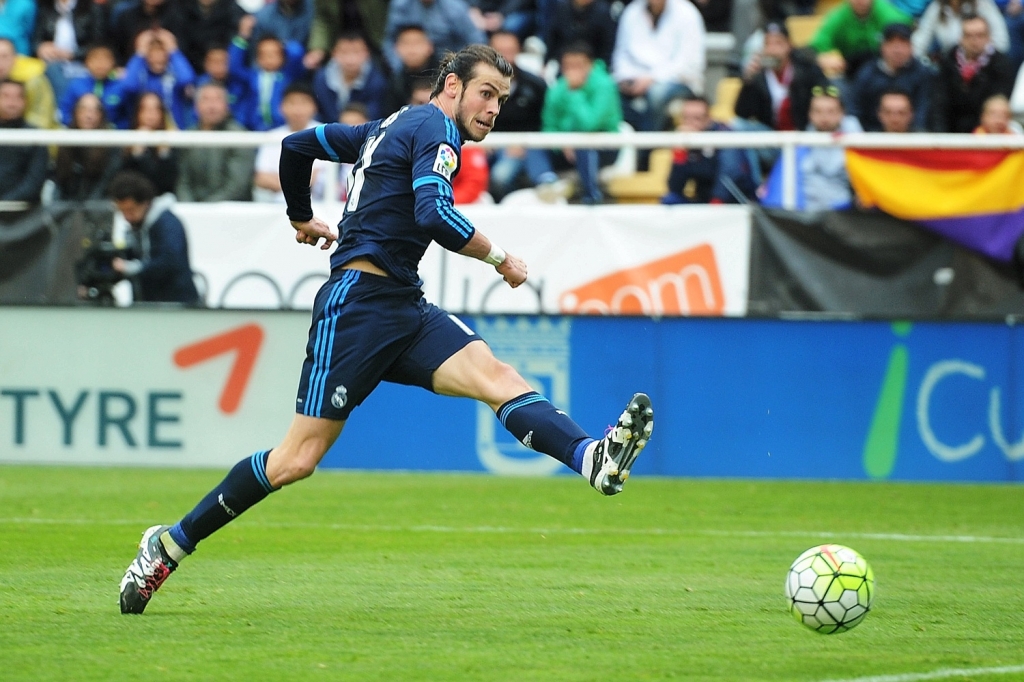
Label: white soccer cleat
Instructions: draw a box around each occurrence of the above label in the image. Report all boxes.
[587,393,654,495]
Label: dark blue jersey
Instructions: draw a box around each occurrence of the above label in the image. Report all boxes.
[279,104,476,287]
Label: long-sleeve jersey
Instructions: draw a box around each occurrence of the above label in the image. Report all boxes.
[280,103,476,288]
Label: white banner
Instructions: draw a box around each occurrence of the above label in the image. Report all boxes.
[173,203,751,316]
[0,308,305,466]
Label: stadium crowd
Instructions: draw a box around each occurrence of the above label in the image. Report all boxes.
[1,0,1024,212]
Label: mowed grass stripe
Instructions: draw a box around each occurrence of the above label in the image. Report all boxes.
[1,467,1024,681]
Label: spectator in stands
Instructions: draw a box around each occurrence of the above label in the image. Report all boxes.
[108,171,200,305]
[848,23,932,131]
[121,91,179,196]
[0,0,35,56]
[661,96,758,205]
[121,28,197,130]
[612,0,706,132]
[466,0,534,41]
[306,0,389,69]
[545,0,617,66]
[692,0,732,33]
[487,29,564,203]
[229,17,306,131]
[543,41,621,203]
[452,143,491,203]
[383,24,439,115]
[312,31,388,123]
[0,79,49,206]
[54,93,123,200]
[60,44,128,128]
[931,14,1015,131]
[802,85,862,210]
[1003,0,1024,70]
[252,0,313,48]
[253,82,331,202]
[109,0,186,65]
[178,0,247,72]
[876,87,917,131]
[974,91,1024,129]
[1010,55,1024,114]
[196,44,249,115]
[810,0,913,78]
[32,0,109,103]
[382,0,485,73]
[409,78,434,104]
[334,102,369,202]
[913,0,1009,63]
[176,82,255,201]
[0,38,58,129]
[735,22,828,131]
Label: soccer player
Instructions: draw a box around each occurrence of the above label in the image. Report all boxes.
[119,44,655,615]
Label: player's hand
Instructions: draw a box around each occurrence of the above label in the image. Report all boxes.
[497,253,527,288]
[291,217,338,250]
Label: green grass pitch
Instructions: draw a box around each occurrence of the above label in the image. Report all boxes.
[2,466,1024,681]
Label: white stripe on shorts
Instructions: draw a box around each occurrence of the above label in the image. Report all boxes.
[447,314,475,336]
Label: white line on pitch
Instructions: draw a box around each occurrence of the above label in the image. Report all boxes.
[822,664,1024,682]
[2,517,1024,545]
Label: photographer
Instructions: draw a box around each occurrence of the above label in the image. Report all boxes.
[107,171,200,305]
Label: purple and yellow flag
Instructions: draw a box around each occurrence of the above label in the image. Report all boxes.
[846,149,1024,262]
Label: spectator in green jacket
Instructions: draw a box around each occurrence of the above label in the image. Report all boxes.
[810,0,913,77]
[541,41,621,204]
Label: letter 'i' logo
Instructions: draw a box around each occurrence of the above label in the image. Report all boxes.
[862,322,912,479]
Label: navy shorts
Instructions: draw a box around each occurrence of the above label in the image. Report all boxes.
[295,268,480,420]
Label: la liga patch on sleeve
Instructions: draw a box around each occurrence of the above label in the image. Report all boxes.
[433,143,458,179]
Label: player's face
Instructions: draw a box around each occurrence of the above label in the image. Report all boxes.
[455,63,510,142]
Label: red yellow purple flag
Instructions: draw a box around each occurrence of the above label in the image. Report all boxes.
[845,149,1024,262]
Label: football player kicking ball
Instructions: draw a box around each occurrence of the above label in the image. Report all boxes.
[119,44,654,614]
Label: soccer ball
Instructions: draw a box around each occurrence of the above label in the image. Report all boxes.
[784,544,875,634]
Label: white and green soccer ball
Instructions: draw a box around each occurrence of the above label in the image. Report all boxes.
[784,544,875,634]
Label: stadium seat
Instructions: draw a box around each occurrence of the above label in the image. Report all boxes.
[786,15,824,48]
[605,148,674,203]
[815,0,843,14]
[710,77,743,123]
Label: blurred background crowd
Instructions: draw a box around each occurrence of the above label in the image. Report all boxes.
[2,0,1024,212]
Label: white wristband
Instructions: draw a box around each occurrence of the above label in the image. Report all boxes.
[484,243,506,267]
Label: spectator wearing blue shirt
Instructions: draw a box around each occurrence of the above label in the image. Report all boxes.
[229,18,306,130]
[312,31,388,123]
[60,44,129,128]
[383,0,485,72]
[252,0,314,48]
[195,44,250,119]
[0,0,36,56]
[121,28,197,130]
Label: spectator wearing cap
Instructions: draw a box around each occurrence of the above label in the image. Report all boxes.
[810,0,913,78]
[930,14,1015,131]
[735,22,829,131]
[848,23,932,131]
[912,0,1009,63]
[876,87,918,131]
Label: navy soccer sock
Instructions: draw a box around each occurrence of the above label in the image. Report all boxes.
[165,450,276,558]
[497,392,594,471]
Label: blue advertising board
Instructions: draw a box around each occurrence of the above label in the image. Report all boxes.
[323,316,1024,482]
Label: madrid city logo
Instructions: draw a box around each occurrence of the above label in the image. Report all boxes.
[862,322,1024,479]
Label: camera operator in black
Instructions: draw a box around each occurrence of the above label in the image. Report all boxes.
[107,171,200,305]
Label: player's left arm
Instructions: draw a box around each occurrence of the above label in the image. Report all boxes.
[280,121,375,247]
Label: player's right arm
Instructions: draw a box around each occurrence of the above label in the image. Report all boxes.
[280,122,375,247]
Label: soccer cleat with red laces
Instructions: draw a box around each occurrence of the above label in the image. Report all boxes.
[588,393,654,496]
[119,525,177,614]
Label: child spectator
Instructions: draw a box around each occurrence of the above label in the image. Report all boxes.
[542,42,621,203]
[60,43,128,128]
[176,82,256,201]
[383,24,438,115]
[661,96,758,205]
[121,91,179,196]
[121,28,197,130]
[253,82,331,203]
[312,31,388,124]
[229,18,306,130]
[801,86,863,210]
[54,93,123,200]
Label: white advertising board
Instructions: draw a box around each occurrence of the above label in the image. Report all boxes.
[173,203,751,316]
[0,308,306,466]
